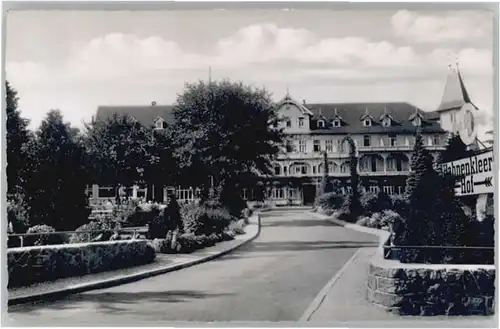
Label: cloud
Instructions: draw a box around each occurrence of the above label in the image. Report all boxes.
[6,23,494,135]
[391,10,492,43]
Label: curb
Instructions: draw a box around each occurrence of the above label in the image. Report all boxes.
[8,215,261,307]
[299,248,362,322]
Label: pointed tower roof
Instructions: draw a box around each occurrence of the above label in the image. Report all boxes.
[437,64,478,112]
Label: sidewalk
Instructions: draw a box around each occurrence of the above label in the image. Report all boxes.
[8,223,259,306]
[305,236,496,326]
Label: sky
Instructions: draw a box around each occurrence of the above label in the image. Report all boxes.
[5,8,495,140]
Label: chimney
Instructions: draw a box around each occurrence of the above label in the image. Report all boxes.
[319,108,322,116]
[303,99,306,105]
[151,101,157,106]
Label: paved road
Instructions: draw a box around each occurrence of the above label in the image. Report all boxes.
[7,210,378,325]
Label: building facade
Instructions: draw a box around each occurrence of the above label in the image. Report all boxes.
[91,65,478,206]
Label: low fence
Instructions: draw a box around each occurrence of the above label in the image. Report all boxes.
[383,244,495,265]
[7,227,148,248]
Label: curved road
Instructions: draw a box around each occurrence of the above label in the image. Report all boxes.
[8,210,378,325]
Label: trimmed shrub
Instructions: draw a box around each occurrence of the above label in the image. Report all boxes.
[69,218,121,244]
[360,191,379,215]
[25,224,65,246]
[315,192,345,210]
[355,216,371,227]
[390,194,409,216]
[182,204,233,236]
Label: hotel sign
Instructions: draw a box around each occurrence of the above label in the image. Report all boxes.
[439,150,494,196]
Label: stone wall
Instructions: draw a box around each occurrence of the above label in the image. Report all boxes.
[367,255,495,316]
[8,240,156,288]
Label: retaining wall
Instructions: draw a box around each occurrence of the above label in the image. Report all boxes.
[8,240,156,288]
[367,255,495,316]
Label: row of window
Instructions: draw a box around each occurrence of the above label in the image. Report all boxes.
[282,114,423,129]
[286,134,440,153]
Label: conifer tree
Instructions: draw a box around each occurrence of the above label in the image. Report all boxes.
[341,135,362,219]
[319,151,331,195]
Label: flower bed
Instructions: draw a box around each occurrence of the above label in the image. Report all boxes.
[7,240,155,288]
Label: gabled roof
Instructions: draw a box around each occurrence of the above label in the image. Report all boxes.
[95,105,175,128]
[437,65,478,112]
[277,93,314,116]
[306,101,444,134]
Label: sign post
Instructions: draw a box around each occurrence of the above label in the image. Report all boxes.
[439,150,494,196]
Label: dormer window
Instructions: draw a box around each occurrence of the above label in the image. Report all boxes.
[363,119,372,127]
[332,119,341,127]
[382,117,391,127]
[154,117,166,129]
[286,118,292,128]
[412,116,422,127]
[298,117,305,128]
[317,120,325,128]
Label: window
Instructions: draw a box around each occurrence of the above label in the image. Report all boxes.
[389,134,397,147]
[433,135,440,146]
[155,118,164,129]
[298,117,305,127]
[363,135,371,147]
[333,119,341,127]
[317,120,325,128]
[313,166,317,174]
[325,140,333,152]
[242,189,248,200]
[286,118,292,128]
[428,136,433,146]
[301,165,307,175]
[412,116,422,127]
[340,163,348,173]
[283,166,288,175]
[299,140,306,153]
[382,117,391,127]
[364,119,372,127]
[274,165,281,175]
[387,158,396,171]
[313,140,321,152]
[380,137,384,147]
[285,141,293,152]
[405,136,409,146]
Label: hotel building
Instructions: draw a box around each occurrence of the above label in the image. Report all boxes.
[92,65,477,206]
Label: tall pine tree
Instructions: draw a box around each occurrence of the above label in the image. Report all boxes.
[341,135,362,219]
[5,81,31,195]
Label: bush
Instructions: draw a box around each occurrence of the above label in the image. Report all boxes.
[147,206,169,239]
[315,192,345,210]
[390,194,409,216]
[243,208,253,218]
[355,216,371,227]
[69,218,121,244]
[181,204,233,236]
[25,224,65,246]
[360,191,379,215]
[228,219,246,235]
[7,193,30,234]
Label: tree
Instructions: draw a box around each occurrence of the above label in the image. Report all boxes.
[23,110,90,230]
[170,79,284,206]
[340,135,362,219]
[319,152,332,195]
[437,133,470,164]
[5,81,31,195]
[82,114,152,204]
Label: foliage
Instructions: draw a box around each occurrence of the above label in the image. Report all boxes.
[228,219,246,235]
[369,210,403,230]
[181,203,233,236]
[315,192,345,210]
[25,224,64,246]
[82,114,152,202]
[69,217,121,244]
[390,194,409,217]
[22,110,90,231]
[243,208,253,218]
[5,81,31,195]
[169,79,284,200]
[319,152,332,195]
[340,135,362,219]
[437,133,471,164]
[146,206,169,239]
[7,192,30,233]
